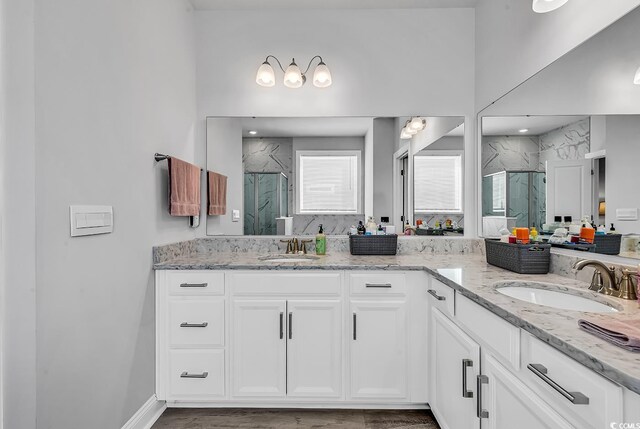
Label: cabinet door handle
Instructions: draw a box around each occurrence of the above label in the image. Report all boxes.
[477,375,489,419]
[179,282,208,288]
[428,289,446,301]
[462,359,474,398]
[279,312,284,339]
[365,283,392,288]
[288,312,293,340]
[527,363,590,405]
[180,371,208,379]
[353,313,357,340]
[180,322,208,328]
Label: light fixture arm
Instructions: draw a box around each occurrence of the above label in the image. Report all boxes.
[302,55,324,75]
[264,55,287,73]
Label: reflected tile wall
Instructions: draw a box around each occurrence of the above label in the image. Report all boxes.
[482,136,540,176]
[539,118,590,169]
[414,214,464,228]
[293,215,363,235]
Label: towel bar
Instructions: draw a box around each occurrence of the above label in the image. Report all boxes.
[154,153,203,171]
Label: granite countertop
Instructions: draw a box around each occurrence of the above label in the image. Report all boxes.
[154,252,640,395]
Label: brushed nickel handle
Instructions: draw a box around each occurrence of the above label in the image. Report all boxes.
[180,322,208,328]
[288,312,293,340]
[477,375,489,419]
[527,363,589,405]
[353,313,357,340]
[428,289,446,301]
[180,283,208,288]
[279,312,284,339]
[462,359,474,398]
[365,283,392,288]
[180,371,208,379]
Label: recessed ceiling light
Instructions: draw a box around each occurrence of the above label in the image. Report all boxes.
[519,129,529,133]
[249,130,257,135]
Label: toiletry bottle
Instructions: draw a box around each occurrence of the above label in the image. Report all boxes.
[357,221,365,235]
[349,225,357,236]
[377,224,385,235]
[316,224,326,256]
[610,223,616,233]
[530,226,538,242]
[366,216,377,234]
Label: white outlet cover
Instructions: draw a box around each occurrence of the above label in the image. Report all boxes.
[70,205,113,237]
[616,208,639,221]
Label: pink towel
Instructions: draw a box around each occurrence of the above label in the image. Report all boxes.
[578,318,640,352]
[167,157,201,216]
[208,171,228,216]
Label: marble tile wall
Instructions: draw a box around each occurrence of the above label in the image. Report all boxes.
[293,214,363,235]
[414,213,464,228]
[538,118,590,169]
[482,136,540,176]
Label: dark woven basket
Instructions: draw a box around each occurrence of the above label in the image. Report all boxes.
[349,234,398,255]
[485,239,551,274]
[415,228,444,236]
[593,234,622,255]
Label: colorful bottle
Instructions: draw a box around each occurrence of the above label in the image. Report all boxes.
[530,226,538,242]
[316,224,326,256]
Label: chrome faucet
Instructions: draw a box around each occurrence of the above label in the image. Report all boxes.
[573,260,617,295]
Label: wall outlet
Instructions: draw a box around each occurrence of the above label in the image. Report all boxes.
[232,209,240,222]
[616,208,639,221]
[70,205,113,237]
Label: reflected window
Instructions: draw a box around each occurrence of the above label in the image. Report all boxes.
[414,153,463,213]
[296,150,361,214]
[492,173,506,212]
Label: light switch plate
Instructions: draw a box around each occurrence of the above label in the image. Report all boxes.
[232,209,240,222]
[70,205,113,237]
[616,208,639,221]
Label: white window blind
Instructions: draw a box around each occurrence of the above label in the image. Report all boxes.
[297,151,360,214]
[492,173,506,212]
[414,154,462,212]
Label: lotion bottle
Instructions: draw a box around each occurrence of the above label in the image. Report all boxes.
[316,224,326,256]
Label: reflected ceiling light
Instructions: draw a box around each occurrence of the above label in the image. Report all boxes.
[634,66,640,85]
[519,129,529,133]
[532,0,569,13]
[400,117,426,140]
[249,130,257,135]
[256,55,332,88]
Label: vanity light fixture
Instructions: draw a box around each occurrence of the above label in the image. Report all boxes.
[634,66,640,85]
[532,0,569,13]
[400,117,426,140]
[256,55,332,88]
[519,129,529,133]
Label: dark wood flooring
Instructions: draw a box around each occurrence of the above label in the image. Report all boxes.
[152,408,441,429]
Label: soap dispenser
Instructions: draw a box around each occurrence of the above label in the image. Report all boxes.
[316,224,326,256]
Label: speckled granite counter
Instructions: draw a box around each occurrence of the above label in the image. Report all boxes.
[154,247,640,395]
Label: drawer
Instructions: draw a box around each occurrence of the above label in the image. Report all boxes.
[456,293,520,369]
[169,349,225,399]
[169,299,225,347]
[167,271,225,296]
[521,332,623,428]
[349,272,406,296]
[426,278,454,316]
[229,272,341,296]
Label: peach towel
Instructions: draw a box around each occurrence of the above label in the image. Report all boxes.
[168,157,201,216]
[578,318,640,352]
[208,171,228,216]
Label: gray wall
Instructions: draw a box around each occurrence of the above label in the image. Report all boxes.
[33,1,198,428]
[372,118,395,223]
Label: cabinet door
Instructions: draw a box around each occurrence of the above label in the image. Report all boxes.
[481,354,574,429]
[430,308,480,429]
[287,300,342,398]
[350,300,407,399]
[231,300,286,397]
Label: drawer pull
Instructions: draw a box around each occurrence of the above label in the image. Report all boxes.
[279,312,284,339]
[462,359,474,398]
[428,289,446,301]
[288,312,293,340]
[527,363,590,405]
[180,371,208,379]
[353,313,357,340]
[179,322,208,328]
[365,283,392,288]
[477,374,489,419]
[180,283,208,288]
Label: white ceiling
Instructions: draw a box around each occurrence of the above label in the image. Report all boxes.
[190,0,476,10]
[481,116,588,136]
[238,117,375,138]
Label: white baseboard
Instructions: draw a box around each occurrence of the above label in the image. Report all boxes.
[122,395,167,429]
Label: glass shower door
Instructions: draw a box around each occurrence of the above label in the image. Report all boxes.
[257,173,279,235]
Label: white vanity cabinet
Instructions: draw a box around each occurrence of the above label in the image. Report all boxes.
[156,269,428,407]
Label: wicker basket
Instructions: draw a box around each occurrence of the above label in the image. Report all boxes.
[593,234,622,255]
[415,228,444,236]
[485,239,551,274]
[349,234,398,255]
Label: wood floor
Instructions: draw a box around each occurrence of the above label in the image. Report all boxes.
[152,408,441,429]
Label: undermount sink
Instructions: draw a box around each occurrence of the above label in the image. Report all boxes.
[495,281,620,313]
[260,254,320,263]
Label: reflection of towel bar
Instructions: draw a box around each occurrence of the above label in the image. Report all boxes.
[154,153,203,171]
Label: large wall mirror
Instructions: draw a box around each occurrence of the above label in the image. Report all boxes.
[206,116,465,236]
[479,7,640,260]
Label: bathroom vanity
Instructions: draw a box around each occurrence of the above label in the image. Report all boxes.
[154,241,640,429]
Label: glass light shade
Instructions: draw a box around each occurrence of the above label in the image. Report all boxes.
[408,117,426,132]
[313,62,332,88]
[634,66,640,85]
[405,126,418,136]
[256,61,275,87]
[284,60,304,88]
[400,129,413,140]
[532,0,569,13]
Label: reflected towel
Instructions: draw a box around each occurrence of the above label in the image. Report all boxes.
[208,171,227,216]
[168,157,201,216]
[578,318,640,352]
